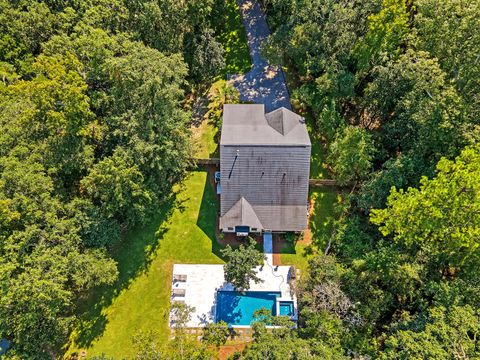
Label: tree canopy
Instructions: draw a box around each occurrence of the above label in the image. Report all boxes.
[0,0,227,357]
[221,237,264,291]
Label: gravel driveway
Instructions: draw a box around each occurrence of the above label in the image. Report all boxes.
[228,0,291,112]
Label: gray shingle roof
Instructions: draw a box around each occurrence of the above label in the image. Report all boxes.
[219,104,311,232]
[220,104,310,146]
[219,197,264,230]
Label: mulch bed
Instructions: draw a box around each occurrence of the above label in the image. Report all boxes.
[218,343,248,359]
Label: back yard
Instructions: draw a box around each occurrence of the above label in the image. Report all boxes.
[67,110,338,359]
[68,171,223,358]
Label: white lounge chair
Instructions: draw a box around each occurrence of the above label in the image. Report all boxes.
[172,288,186,297]
[173,274,187,282]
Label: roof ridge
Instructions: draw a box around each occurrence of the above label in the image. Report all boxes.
[239,197,263,229]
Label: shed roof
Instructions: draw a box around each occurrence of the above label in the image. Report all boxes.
[220,104,310,146]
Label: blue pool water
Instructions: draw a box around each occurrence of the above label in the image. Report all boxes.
[215,291,281,326]
[279,301,294,316]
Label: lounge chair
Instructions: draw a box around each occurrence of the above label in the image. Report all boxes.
[173,274,188,282]
[172,288,186,297]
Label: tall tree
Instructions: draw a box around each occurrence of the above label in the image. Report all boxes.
[221,237,264,291]
[371,144,480,272]
[328,126,374,185]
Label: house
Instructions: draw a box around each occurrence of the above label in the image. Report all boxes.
[219,104,311,235]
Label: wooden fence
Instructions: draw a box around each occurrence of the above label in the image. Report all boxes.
[194,158,220,166]
[308,179,355,188]
[194,158,354,188]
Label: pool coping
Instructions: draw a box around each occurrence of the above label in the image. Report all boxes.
[214,290,297,327]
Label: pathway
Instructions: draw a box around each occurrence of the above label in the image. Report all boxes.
[228,0,291,112]
[263,232,273,266]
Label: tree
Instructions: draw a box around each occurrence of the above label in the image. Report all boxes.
[415,0,480,123]
[354,0,410,70]
[383,305,480,359]
[132,328,215,360]
[356,154,425,210]
[0,154,117,359]
[169,301,195,331]
[202,321,229,347]
[80,149,154,226]
[0,52,95,191]
[132,331,162,360]
[236,308,328,359]
[364,49,466,162]
[328,126,374,185]
[370,144,480,272]
[185,28,225,85]
[221,237,264,291]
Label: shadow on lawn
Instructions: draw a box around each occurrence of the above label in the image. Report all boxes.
[195,167,228,261]
[72,195,178,349]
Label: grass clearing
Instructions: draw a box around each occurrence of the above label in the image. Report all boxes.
[308,189,339,250]
[309,124,330,179]
[192,119,218,158]
[279,242,310,275]
[67,171,223,359]
[280,189,339,275]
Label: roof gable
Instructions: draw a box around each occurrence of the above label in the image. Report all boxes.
[220,104,310,146]
[265,107,300,135]
[220,197,263,229]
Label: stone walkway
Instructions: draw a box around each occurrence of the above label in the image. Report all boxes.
[228,0,291,112]
[263,232,273,265]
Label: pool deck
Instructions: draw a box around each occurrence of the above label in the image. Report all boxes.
[171,255,294,327]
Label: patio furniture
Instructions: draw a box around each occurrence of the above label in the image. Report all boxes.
[172,288,186,297]
[171,298,185,303]
[173,274,187,282]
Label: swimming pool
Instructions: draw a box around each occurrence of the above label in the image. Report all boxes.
[279,301,294,316]
[215,291,281,326]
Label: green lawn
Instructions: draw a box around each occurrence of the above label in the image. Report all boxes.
[309,124,329,179]
[192,119,218,158]
[279,242,310,275]
[280,189,339,275]
[67,171,223,359]
[308,189,339,250]
[216,0,252,75]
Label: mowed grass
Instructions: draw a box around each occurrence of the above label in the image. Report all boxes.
[192,119,218,159]
[279,123,340,274]
[217,0,252,75]
[68,171,223,359]
[279,242,310,275]
[280,189,339,275]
